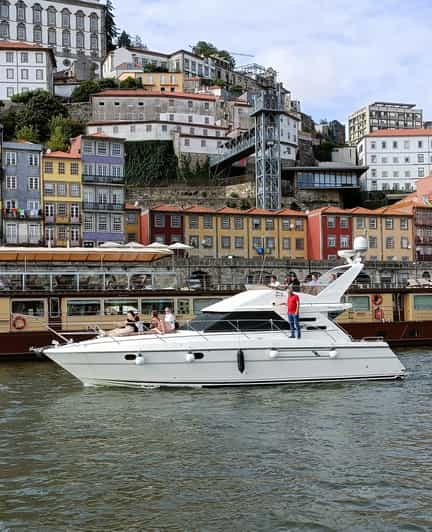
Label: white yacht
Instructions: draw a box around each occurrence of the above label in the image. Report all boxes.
[42,239,406,388]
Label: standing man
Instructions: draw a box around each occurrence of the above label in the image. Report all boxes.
[287,286,301,339]
[164,307,176,333]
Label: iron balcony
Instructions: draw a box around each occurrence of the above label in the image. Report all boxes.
[83,202,125,211]
[82,174,125,185]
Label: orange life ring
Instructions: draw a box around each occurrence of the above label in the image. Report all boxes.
[12,315,26,330]
[372,294,383,306]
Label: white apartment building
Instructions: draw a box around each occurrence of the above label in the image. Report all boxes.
[0,0,106,75]
[357,129,432,192]
[348,102,423,146]
[102,46,262,90]
[0,41,55,98]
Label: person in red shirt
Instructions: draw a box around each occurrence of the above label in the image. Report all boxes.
[287,286,301,339]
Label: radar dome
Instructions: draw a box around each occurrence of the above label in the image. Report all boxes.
[353,236,368,253]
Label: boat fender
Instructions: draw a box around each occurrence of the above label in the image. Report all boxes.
[135,354,145,366]
[185,353,195,363]
[329,348,338,359]
[237,350,245,373]
[269,348,279,359]
[12,315,26,330]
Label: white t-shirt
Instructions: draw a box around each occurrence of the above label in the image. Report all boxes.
[164,312,176,331]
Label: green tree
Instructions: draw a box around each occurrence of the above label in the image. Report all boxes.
[118,30,132,48]
[15,125,39,143]
[10,89,48,104]
[47,126,68,152]
[49,115,85,143]
[0,108,18,140]
[105,0,117,51]
[119,76,143,89]
[193,41,218,57]
[71,78,117,102]
[15,92,68,141]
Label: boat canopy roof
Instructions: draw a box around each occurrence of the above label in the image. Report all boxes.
[0,246,173,263]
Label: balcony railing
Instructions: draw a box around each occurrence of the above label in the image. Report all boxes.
[45,216,81,224]
[83,174,125,185]
[83,202,124,211]
[2,209,43,220]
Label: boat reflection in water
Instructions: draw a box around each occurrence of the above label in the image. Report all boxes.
[43,238,406,388]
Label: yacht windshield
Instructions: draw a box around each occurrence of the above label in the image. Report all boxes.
[185,311,290,332]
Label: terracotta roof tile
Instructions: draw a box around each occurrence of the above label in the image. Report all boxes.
[366,128,432,138]
[43,150,80,159]
[184,205,218,214]
[150,203,185,212]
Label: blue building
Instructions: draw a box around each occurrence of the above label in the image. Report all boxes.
[1,141,43,245]
[80,134,126,247]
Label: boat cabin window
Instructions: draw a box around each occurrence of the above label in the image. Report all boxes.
[53,274,78,291]
[105,299,139,316]
[193,298,223,314]
[67,300,101,316]
[78,274,104,291]
[105,274,128,290]
[12,300,45,317]
[24,274,50,291]
[189,311,291,332]
[141,299,174,316]
[0,274,22,290]
[153,272,177,290]
[347,295,370,311]
[130,273,152,290]
[413,295,432,310]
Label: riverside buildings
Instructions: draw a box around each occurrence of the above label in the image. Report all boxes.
[0,0,106,77]
[0,41,55,99]
[348,102,423,146]
[357,129,432,192]
[1,140,43,245]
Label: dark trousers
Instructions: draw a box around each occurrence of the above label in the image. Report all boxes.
[288,314,301,338]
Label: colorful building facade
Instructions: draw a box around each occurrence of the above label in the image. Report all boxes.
[1,141,43,245]
[307,207,353,261]
[42,148,82,247]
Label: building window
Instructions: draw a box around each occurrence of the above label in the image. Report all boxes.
[401,237,409,249]
[16,1,26,21]
[171,214,181,228]
[76,31,85,49]
[386,237,394,249]
[189,215,198,229]
[57,203,66,216]
[418,140,423,149]
[47,6,56,25]
[44,183,55,195]
[90,33,98,50]
[392,141,398,149]
[97,142,108,155]
[76,11,85,30]
[5,51,13,63]
[111,143,122,156]
[61,8,70,28]
[235,236,244,249]
[33,25,42,43]
[98,215,108,232]
[221,236,231,249]
[28,177,39,190]
[203,215,213,229]
[6,68,14,79]
[385,217,393,230]
[381,141,386,149]
[356,217,364,229]
[17,22,26,40]
[90,12,98,32]
[221,215,230,229]
[0,1,9,18]
[70,184,80,197]
[265,218,274,230]
[234,216,243,230]
[6,88,14,97]
[327,236,336,248]
[57,183,66,196]
[161,125,168,132]
[400,217,408,230]
[70,162,79,175]
[369,236,377,248]
[184,138,190,147]
[327,216,336,228]
[21,69,28,80]
[201,140,207,148]
[340,236,350,249]
[368,217,377,229]
[154,214,165,228]
[6,176,17,190]
[48,27,56,45]
[418,167,425,178]
[203,235,213,248]
[62,29,71,47]
[418,154,425,163]
[282,238,291,250]
[340,217,349,229]
[84,215,94,232]
[58,162,65,175]
[5,151,16,166]
[29,153,41,167]
[112,215,122,233]
[266,237,275,250]
[295,238,304,250]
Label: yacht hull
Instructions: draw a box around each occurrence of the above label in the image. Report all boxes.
[43,333,406,388]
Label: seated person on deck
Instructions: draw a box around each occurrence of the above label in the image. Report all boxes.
[98,311,140,337]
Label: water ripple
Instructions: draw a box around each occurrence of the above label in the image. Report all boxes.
[0,353,432,530]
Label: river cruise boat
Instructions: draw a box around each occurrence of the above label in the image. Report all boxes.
[42,240,406,387]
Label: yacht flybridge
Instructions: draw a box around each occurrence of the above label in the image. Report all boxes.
[42,238,406,387]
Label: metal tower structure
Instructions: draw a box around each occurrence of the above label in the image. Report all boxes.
[251,84,284,210]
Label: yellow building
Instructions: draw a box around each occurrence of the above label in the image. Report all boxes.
[42,150,83,247]
[350,206,414,262]
[118,71,186,93]
[124,204,142,243]
[182,206,308,259]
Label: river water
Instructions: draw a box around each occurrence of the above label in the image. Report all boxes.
[0,351,431,531]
